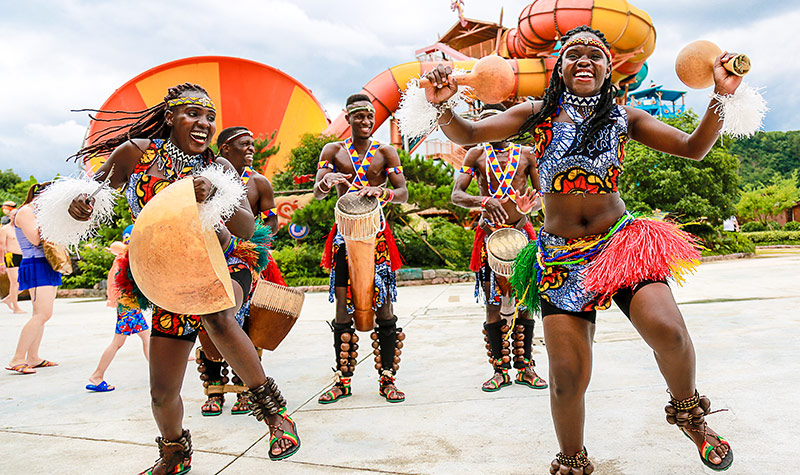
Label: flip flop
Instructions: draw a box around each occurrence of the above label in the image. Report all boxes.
[5,364,36,374]
[32,360,58,368]
[86,381,115,392]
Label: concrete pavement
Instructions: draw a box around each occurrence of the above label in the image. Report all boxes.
[2,249,798,474]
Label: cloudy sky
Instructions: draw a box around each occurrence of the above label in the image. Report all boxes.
[1,0,796,180]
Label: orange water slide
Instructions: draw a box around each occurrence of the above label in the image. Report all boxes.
[323,57,557,139]
[84,56,330,179]
[504,0,655,80]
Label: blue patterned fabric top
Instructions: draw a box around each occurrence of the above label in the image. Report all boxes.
[537,104,628,194]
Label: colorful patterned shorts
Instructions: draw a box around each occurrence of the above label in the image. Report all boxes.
[115,302,149,335]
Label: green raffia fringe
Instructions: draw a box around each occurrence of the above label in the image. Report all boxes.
[510,240,540,312]
[249,221,274,273]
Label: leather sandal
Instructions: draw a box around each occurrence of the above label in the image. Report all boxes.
[482,369,511,392]
[268,407,301,461]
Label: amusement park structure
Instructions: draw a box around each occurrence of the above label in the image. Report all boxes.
[627,84,687,118]
[85,0,660,182]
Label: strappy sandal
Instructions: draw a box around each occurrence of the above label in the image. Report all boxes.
[482,369,511,392]
[379,373,405,403]
[318,377,351,405]
[138,429,192,475]
[515,363,548,389]
[231,393,252,415]
[667,390,734,472]
[267,407,301,461]
[549,447,594,475]
[201,395,224,417]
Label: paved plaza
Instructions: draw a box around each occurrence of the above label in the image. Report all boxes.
[2,249,798,474]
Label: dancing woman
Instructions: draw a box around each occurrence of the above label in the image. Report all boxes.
[68,83,299,473]
[425,26,737,473]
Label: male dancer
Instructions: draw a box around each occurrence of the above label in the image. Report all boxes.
[0,208,25,313]
[194,126,287,416]
[452,105,548,392]
[314,94,409,403]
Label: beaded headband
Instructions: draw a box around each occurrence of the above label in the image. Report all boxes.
[166,96,216,110]
[223,129,253,144]
[346,103,375,115]
[560,35,612,60]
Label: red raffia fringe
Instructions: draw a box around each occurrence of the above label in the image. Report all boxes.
[469,222,536,273]
[583,219,702,300]
[262,253,287,286]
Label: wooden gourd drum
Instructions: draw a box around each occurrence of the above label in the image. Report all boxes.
[247,279,305,351]
[334,193,382,331]
[128,177,235,314]
[486,228,529,277]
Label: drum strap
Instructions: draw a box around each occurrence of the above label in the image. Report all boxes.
[485,143,521,202]
[345,138,380,193]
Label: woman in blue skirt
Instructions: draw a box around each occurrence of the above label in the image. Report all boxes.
[5,183,62,374]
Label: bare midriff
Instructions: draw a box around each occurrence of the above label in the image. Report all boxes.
[542,193,626,238]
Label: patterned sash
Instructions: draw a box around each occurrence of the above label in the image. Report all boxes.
[485,143,521,202]
[345,138,380,193]
[241,166,255,185]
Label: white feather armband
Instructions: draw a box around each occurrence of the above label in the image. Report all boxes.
[197,165,246,230]
[34,176,117,249]
[396,75,467,140]
[710,83,768,139]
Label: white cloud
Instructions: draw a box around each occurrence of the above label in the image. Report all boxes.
[24,120,87,147]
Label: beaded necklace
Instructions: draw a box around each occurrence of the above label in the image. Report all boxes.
[561,92,600,120]
[485,143,521,202]
[162,140,204,179]
[344,137,380,193]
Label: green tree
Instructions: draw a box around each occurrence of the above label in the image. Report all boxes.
[251,131,280,171]
[272,133,339,191]
[730,130,800,187]
[619,111,740,224]
[736,172,800,225]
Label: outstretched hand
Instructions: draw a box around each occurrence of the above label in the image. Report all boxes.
[424,64,459,104]
[319,173,352,192]
[515,188,541,214]
[714,52,743,95]
[354,183,384,199]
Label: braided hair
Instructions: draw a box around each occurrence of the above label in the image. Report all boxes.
[513,26,618,155]
[70,83,215,163]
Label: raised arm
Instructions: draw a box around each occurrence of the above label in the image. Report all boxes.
[67,139,144,221]
[627,53,743,161]
[424,64,536,145]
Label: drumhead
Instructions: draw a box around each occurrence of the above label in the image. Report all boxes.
[486,228,528,261]
[336,193,378,215]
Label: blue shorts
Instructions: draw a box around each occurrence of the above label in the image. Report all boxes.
[115,303,149,335]
[18,257,62,291]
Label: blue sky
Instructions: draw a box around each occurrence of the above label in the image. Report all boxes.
[1,0,796,180]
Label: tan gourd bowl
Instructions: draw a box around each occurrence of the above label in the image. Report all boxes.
[675,40,750,89]
[129,177,235,314]
[420,55,516,104]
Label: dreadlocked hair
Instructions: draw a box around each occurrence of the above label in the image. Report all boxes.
[69,83,214,163]
[511,25,618,155]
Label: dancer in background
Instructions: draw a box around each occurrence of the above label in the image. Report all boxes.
[451,104,547,393]
[314,94,409,404]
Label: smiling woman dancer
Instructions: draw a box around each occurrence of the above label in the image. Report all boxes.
[424,26,737,474]
[69,83,299,473]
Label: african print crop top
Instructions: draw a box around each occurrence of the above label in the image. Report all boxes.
[534,104,628,194]
[125,139,210,219]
